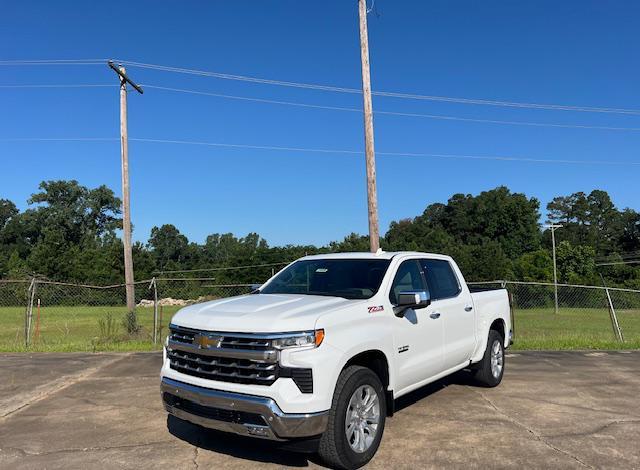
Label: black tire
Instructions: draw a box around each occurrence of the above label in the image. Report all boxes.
[318,365,386,470]
[473,329,505,387]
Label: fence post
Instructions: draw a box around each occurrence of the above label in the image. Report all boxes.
[149,277,158,345]
[604,286,624,342]
[24,278,37,348]
[599,274,624,342]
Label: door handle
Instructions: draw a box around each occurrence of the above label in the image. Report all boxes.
[429,312,441,319]
[464,305,473,312]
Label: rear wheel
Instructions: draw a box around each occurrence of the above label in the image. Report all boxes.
[473,330,505,387]
[318,365,386,469]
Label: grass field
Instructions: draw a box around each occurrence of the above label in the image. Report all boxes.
[512,308,640,350]
[0,305,638,352]
[0,305,181,352]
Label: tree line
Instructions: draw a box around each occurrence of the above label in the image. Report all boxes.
[1,180,638,288]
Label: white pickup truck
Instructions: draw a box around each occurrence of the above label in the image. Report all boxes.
[161,252,513,469]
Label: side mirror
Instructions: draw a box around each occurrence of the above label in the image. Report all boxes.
[396,290,431,316]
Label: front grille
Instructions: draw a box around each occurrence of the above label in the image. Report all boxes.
[168,325,279,386]
[168,324,313,393]
[163,392,266,426]
[167,349,277,384]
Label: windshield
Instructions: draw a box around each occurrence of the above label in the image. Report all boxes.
[260,259,391,300]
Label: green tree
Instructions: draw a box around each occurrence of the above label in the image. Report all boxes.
[23,181,122,280]
[148,224,189,271]
[555,241,596,284]
[513,249,553,282]
[546,189,622,256]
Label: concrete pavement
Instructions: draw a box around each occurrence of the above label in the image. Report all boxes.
[0,351,638,469]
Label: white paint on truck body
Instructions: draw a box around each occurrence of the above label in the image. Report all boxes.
[162,251,512,414]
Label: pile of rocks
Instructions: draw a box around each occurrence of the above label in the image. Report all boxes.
[136,297,190,308]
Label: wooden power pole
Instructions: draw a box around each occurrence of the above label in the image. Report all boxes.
[358,0,380,253]
[108,61,143,312]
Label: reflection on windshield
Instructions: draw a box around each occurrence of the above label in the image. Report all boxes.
[260,259,391,300]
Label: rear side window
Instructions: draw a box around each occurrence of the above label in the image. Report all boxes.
[421,259,461,300]
[389,260,426,305]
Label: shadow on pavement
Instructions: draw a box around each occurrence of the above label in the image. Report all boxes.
[394,370,475,413]
[167,415,325,468]
[167,370,479,466]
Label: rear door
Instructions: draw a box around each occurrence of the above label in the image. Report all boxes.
[420,259,476,369]
[388,259,444,392]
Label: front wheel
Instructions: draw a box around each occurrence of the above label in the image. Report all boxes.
[473,330,505,387]
[318,365,386,470]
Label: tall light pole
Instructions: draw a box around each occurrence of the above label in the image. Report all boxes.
[546,224,563,315]
[108,61,143,312]
[358,0,380,252]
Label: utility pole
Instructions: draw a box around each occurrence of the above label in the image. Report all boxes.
[546,224,562,315]
[358,0,380,253]
[108,61,143,312]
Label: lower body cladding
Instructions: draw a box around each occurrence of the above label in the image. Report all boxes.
[161,377,329,441]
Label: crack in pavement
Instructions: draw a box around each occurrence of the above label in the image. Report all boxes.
[469,387,595,469]
[0,439,175,457]
[509,395,632,417]
[0,354,132,420]
[193,445,200,469]
[543,419,640,439]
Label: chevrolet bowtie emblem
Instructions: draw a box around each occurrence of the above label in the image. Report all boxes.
[195,333,223,349]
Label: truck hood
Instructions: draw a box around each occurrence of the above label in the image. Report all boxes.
[170,293,358,332]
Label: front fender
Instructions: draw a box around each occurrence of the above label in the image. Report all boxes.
[319,314,397,395]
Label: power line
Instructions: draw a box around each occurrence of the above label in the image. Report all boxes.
[4,57,640,115]
[0,83,117,88]
[3,136,640,166]
[129,138,640,166]
[118,60,640,116]
[0,59,106,65]
[154,261,291,275]
[596,260,640,266]
[6,82,640,131]
[0,137,118,142]
[0,84,115,89]
[142,84,640,132]
[596,251,640,262]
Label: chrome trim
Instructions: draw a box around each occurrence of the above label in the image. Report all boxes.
[161,377,328,440]
[168,339,277,362]
[169,324,315,340]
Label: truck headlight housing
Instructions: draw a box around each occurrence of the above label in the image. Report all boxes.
[272,329,324,350]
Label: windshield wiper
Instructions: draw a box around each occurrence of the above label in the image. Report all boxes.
[306,291,356,300]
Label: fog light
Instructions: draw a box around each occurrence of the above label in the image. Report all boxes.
[246,425,269,437]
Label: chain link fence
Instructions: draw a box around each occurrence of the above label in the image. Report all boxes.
[470,281,640,349]
[2,278,639,351]
[0,278,254,352]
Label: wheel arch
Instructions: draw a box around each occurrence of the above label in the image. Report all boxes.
[489,317,506,341]
[471,314,509,363]
[342,349,395,416]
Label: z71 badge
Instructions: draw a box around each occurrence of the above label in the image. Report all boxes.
[368,305,384,313]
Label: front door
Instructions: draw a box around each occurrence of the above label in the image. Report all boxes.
[388,259,444,392]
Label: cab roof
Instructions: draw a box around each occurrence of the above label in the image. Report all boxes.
[299,251,451,261]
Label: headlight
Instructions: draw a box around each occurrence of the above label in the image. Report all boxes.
[272,329,325,350]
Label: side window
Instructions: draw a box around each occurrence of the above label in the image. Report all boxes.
[421,259,461,300]
[389,260,427,305]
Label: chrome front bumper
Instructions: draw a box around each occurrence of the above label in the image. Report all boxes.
[161,377,328,441]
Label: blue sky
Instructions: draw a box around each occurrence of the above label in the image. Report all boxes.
[1,1,639,246]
